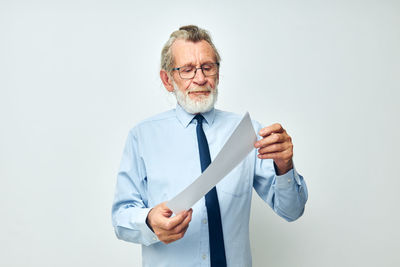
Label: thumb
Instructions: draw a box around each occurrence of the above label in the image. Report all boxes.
[160,202,173,218]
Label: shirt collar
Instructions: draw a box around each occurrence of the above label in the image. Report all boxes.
[175,104,216,128]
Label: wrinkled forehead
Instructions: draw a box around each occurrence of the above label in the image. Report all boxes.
[171,39,217,67]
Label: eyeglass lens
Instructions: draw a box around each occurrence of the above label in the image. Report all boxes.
[179,63,218,79]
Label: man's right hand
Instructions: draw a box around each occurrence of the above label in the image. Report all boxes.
[146,202,193,244]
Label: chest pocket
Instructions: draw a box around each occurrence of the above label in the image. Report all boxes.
[218,157,252,197]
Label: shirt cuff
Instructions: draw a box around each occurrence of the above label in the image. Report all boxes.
[274,165,302,189]
[136,208,160,246]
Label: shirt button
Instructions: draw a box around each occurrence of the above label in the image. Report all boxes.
[202,219,207,224]
[288,178,291,183]
[202,254,207,260]
[152,237,157,241]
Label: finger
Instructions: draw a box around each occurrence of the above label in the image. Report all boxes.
[162,210,173,217]
[162,230,187,244]
[160,202,173,215]
[151,202,172,219]
[158,221,190,244]
[171,220,190,235]
[258,142,290,154]
[150,204,173,228]
[257,149,293,160]
[258,123,284,137]
[158,210,192,244]
[160,211,192,244]
[255,133,287,148]
[171,209,193,234]
[166,220,191,244]
[160,210,190,231]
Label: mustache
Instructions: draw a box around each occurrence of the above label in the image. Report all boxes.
[187,86,214,94]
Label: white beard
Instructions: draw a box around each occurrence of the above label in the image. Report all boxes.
[173,82,218,114]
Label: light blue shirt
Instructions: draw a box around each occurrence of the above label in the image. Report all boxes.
[112,105,308,267]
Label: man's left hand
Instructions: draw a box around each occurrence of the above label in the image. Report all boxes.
[254,123,294,175]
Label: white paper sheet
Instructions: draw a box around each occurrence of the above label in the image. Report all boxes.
[167,112,257,214]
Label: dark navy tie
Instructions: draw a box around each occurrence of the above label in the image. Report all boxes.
[194,114,227,267]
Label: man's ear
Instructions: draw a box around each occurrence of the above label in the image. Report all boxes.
[160,70,174,92]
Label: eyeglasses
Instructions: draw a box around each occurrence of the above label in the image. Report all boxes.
[172,62,220,79]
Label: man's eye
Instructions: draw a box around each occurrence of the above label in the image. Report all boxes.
[202,64,213,71]
[181,67,194,73]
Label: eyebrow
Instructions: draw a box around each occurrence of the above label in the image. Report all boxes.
[180,61,215,67]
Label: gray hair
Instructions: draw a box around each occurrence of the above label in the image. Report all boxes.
[160,25,221,74]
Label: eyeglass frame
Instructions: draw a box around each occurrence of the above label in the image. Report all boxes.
[172,62,220,80]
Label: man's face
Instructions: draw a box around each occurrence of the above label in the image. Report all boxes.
[168,39,219,114]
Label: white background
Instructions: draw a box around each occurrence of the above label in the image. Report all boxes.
[1,0,399,266]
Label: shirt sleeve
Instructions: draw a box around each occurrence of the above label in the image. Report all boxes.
[111,129,159,246]
[252,122,308,222]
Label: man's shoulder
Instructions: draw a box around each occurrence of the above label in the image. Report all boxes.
[140,109,176,124]
[128,108,263,134]
[129,109,176,133]
[214,109,242,121]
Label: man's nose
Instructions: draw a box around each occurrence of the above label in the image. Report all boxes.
[193,68,207,85]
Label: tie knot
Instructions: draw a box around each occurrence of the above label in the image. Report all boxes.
[194,114,204,124]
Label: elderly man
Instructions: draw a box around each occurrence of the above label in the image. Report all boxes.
[112,25,308,267]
